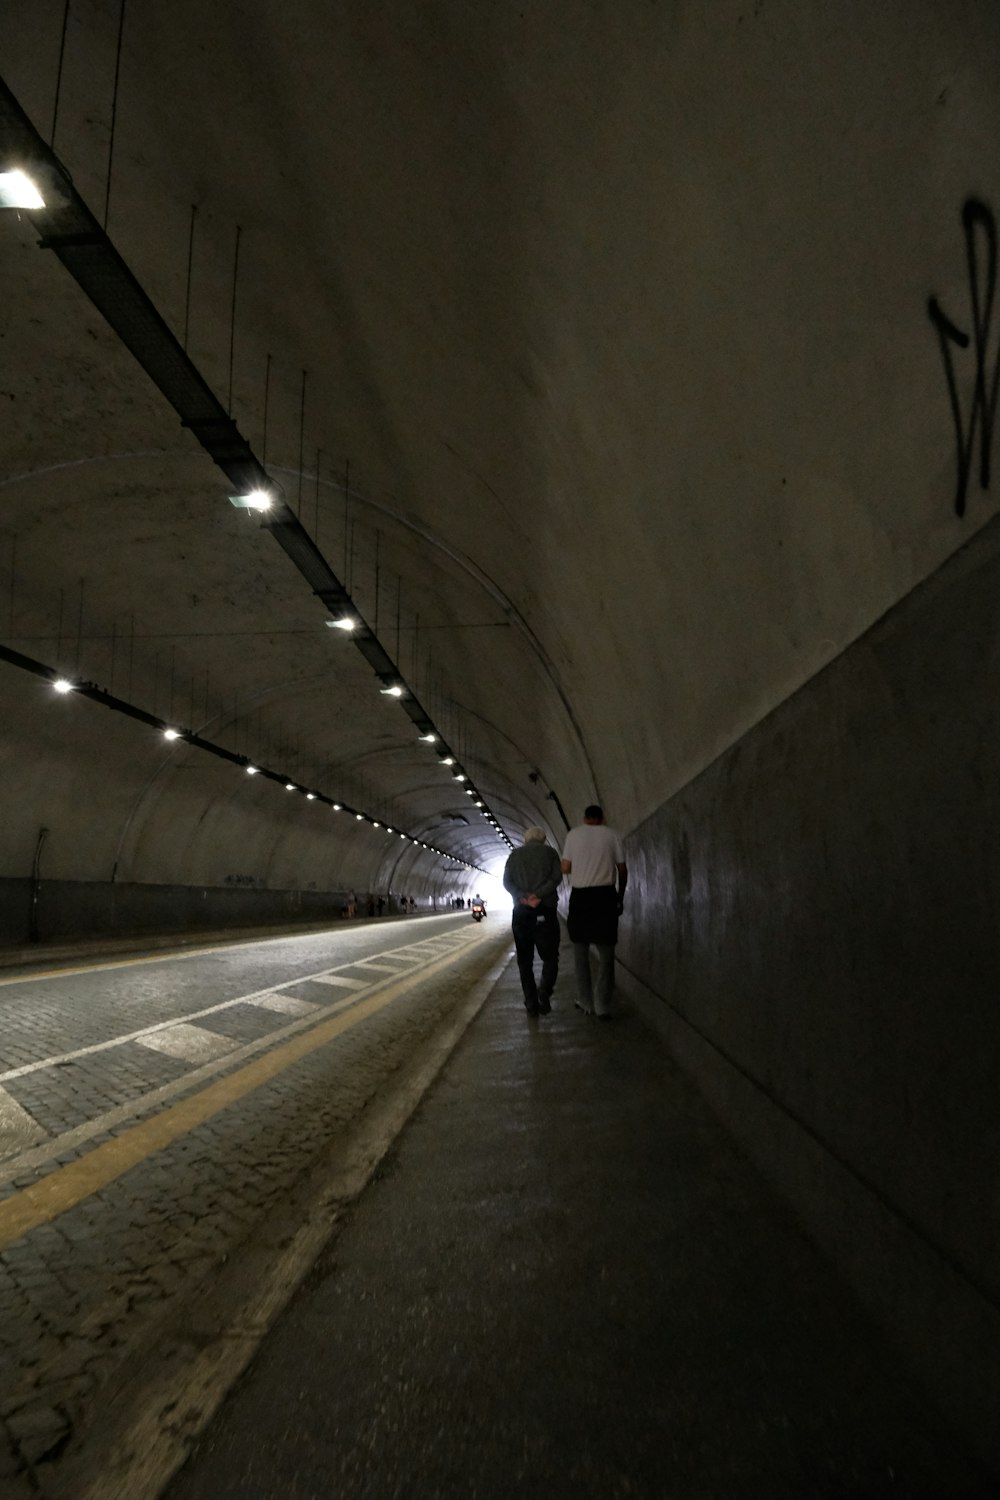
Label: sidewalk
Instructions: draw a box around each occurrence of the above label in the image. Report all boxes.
[167,966,993,1499]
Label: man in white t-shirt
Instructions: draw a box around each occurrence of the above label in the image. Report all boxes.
[560,805,628,1020]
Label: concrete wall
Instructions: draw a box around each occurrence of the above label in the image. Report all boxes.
[618,513,1000,1468]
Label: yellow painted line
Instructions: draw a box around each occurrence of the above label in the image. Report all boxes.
[0,935,486,1249]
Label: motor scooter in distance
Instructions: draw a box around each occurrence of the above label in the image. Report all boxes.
[471,900,486,922]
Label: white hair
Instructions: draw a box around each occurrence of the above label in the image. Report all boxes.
[523,826,547,844]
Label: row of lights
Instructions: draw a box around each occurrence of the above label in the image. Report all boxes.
[1,165,509,861]
[49,675,484,872]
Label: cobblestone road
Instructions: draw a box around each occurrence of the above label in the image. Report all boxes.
[0,913,504,1495]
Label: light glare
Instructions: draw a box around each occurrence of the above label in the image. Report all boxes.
[52,678,74,694]
[326,617,357,632]
[0,170,45,210]
[246,765,259,775]
[163,728,181,741]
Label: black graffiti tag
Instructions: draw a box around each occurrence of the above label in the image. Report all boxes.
[928,199,1000,517]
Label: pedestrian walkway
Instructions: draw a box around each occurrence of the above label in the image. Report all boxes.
[168,967,993,1499]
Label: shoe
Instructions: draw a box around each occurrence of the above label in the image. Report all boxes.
[573,1000,594,1016]
[525,1004,539,1017]
[537,994,552,1014]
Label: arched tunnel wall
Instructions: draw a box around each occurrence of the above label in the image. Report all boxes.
[2,0,1000,1466]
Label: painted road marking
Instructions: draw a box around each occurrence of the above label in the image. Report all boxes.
[0,1086,47,1159]
[137,1024,237,1064]
[0,934,469,1084]
[0,912,464,988]
[0,932,488,1188]
[0,932,495,1247]
[245,993,318,1017]
[349,960,403,974]
[309,974,367,990]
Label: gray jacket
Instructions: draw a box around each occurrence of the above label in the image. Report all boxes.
[503,843,562,908]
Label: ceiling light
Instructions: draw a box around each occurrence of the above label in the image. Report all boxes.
[245,765,259,776]
[306,793,316,800]
[455,773,467,782]
[419,732,437,742]
[356,814,363,821]
[326,617,357,632]
[285,783,296,791]
[332,802,342,811]
[380,683,404,697]
[475,801,483,808]
[163,728,181,741]
[52,678,75,694]
[441,756,454,766]
[0,169,44,210]
[373,821,380,828]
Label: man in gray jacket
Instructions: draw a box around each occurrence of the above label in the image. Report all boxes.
[502,827,563,1017]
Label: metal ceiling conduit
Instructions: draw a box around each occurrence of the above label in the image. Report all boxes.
[0,74,510,856]
[0,643,485,874]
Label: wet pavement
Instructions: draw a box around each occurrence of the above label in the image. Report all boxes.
[167,965,995,1499]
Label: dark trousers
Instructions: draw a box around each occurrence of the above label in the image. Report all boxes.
[511,905,560,1010]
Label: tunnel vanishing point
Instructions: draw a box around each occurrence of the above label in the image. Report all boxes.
[1,0,999,1477]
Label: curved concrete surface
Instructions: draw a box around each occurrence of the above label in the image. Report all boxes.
[1,0,999,1471]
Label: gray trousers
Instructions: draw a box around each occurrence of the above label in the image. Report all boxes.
[573,942,616,1015]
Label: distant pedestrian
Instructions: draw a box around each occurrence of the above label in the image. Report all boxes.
[366,895,375,918]
[347,890,357,918]
[503,827,563,1017]
[560,805,627,1020]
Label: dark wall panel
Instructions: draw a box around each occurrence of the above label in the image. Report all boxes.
[617,516,1000,1469]
[0,878,357,947]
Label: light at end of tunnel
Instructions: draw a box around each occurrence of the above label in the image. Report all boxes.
[419,732,437,742]
[0,169,45,210]
[52,678,75,694]
[163,728,181,741]
[380,683,404,697]
[326,617,357,632]
[245,765,259,776]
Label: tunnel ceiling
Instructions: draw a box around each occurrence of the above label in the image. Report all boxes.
[2,2,1000,895]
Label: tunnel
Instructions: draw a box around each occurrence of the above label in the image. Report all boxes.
[0,2,998,1493]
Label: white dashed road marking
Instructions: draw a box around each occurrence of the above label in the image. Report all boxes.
[0,1086,47,1158]
[137,1024,238,1064]
[245,993,319,1016]
[309,974,367,990]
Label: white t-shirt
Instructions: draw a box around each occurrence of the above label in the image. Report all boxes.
[562,824,625,888]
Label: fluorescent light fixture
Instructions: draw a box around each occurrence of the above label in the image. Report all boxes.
[441,756,454,766]
[332,803,342,811]
[475,801,483,808]
[229,488,273,511]
[163,728,181,741]
[356,814,363,821]
[245,765,259,776]
[380,683,404,697]
[0,170,45,210]
[52,678,75,694]
[325,617,357,632]
[373,821,380,828]
[285,783,296,791]
[419,732,437,742]
[455,773,467,782]
[306,793,316,800]
[386,827,393,834]
[400,833,406,839]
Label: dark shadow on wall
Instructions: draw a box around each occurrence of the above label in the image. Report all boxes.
[617,511,1000,1477]
[0,877,357,947]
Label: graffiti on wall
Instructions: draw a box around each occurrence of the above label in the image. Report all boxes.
[928,199,1000,517]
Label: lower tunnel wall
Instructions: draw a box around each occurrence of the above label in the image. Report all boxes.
[0,878,424,947]
[617,512,1000,1472]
